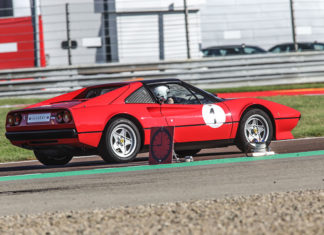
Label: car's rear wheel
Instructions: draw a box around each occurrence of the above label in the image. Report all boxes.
[100,118,141,163]
[34,150,73,165]
[236,109,273,152]
[175,149,201,158]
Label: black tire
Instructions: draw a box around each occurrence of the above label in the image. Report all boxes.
[175,149,201,158]
[34,150,73,166]
[236,109,273,153]
[99,118,141,163]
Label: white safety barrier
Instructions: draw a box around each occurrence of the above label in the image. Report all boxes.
[1,51,324,97]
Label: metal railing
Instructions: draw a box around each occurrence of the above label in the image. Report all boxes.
[1,51,324,97]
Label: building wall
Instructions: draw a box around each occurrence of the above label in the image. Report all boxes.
[0,16,35,69]
[39,0,204,66]
[115,0,203,62]
[0,0,45,69]
[163,13,201,60]
[2,0,324,68]
[116,14,160,62]
[39,0,102,66]
[13,0,32,17]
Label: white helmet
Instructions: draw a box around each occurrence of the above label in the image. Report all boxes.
[153,85,169,100]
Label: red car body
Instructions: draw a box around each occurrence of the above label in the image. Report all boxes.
[5,79,301,165]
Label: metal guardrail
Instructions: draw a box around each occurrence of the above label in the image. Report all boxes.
[1,51,324,97]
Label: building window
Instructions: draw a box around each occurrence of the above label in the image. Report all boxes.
[0,0,13,18]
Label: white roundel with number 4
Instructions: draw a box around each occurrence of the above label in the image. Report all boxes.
[202,104,226,128]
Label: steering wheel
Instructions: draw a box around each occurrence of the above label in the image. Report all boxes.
[185,94,197,104]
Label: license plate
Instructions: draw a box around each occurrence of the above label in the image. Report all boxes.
[27,113,51,123]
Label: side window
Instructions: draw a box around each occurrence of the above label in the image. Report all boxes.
[149,84,200,104]
[168,84,200,104]
[243,47,262,54]
[202,49,209,57]
[208,49,221,56]
[313,44,324,51]
[286,45,295,52]
[189,88,215,104]
[125,87,155,104]
[219,49,227,56]
[243,47,254,54]
[271,47,281,53]
[223,48,240,55]
[298,44,312,51]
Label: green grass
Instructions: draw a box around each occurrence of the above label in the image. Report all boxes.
[1,107,34,162]
[0,98,43,106]
[0,94,323,163]
[261,96,324,138]
[206,82,324,93]
[0,99,44,162]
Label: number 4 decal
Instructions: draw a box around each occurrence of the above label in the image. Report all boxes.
[202,104,226,128]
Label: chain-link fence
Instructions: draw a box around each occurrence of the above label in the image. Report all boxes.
[201,0,324,50]
[1,0,324,69]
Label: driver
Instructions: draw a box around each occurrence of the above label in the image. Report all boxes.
[153,85,174,104]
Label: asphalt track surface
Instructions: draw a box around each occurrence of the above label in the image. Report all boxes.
[0,137,323,215]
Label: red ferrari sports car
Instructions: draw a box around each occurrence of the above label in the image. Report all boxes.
[5,79,301,165]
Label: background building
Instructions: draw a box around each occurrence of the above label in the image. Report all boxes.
[1,0,324,68]
[0,0,45,69]
[200,0,324,50]
[40,0,204,66]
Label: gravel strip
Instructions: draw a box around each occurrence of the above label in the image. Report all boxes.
[0,189,323,234]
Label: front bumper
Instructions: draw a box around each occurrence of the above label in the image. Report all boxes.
[5,129,78,141]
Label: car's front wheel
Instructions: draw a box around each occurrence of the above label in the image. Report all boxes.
[34,150,73,165]
[236,109,273,152]
[100,118,141,163]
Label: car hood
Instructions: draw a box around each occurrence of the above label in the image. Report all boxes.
[223,98,301,121]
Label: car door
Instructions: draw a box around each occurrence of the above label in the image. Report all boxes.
[151,83,233,144]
